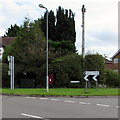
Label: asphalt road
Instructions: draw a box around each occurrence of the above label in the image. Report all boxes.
[2,95,119,119]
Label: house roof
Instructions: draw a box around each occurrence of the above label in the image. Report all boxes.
[0,36,15,47]
[111,49,120,59]
[104,58,112,64]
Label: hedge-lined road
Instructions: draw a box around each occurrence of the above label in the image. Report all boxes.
[2,95,118,119]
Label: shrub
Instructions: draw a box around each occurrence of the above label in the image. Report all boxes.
[49,54,84,88]
[105,69,120,88]
[85,54,106,84]
[2,63,9,87]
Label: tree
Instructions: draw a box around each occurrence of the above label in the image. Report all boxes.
[41,10,56,41]
[3,18,46,87]
[55,7,76,44]
[41,6,76,54]
[4,24,20,37]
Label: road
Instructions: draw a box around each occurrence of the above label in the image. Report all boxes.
[2,95,119,119]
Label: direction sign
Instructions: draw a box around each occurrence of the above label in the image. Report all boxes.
[84,75,89,81]
[84,71,99,81]
[93,75,98,81]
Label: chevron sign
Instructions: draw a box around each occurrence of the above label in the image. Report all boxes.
[84,71,99,81]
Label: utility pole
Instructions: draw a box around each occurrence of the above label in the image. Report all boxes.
[81,5,87,91]
[81,5,86,58]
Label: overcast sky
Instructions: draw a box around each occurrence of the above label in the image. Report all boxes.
[0,0,119,58]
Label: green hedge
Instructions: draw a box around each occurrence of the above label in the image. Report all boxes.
[85,54,105,84]
[2,63,9,87]
[49,54,84,88]
[2,54,106,88]
[105,69,120,88]
[49,54,105,88]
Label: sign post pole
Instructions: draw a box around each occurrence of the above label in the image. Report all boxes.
[86,81,87,91]
[8,56,14,90]
[96,81,98,89]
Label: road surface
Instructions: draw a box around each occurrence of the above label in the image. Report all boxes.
[2,95,119,119]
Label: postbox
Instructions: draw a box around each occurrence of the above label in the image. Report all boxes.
[48,74,54,85]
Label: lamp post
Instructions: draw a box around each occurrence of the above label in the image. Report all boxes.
[39,4,49,92]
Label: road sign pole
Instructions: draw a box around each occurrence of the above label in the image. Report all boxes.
[96,81,98,89]
[10,56,12,89]
[8,56,15,90]
[86,81,87,91]
[12,56,14,89]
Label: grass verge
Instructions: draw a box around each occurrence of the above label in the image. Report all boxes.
[0,88,119,96]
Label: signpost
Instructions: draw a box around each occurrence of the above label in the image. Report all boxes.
[84,71,99,90]
[8,56,14,90]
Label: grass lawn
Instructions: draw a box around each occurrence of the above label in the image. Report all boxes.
[0,88,119,96]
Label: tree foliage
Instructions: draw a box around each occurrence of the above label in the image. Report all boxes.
[56,7,76,44]
[41,6,76,54]
[3,18,46,87]
[49,54,84,88]
[4,24,20,37]
[85,54,106,84]
[41,11,56,41]
[105,70,120,88]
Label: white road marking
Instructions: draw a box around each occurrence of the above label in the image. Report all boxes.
[26,97,36,99]
[96,104,110,107]
[25,97,117,108]
[64,100,75,103]
[51,99,59,101]
[21,113,43,119]
[40,98,48,100]
[79,102,91,104]
[116,106,119,108]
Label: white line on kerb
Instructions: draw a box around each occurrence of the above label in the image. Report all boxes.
[21,113,43,119]
[96,104,110,107]
[51,99,59,101]
[64,100,75,103]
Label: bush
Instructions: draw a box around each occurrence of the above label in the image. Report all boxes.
[2,63,9,87]
[105,69,120,88]
[49,54,84,88]
[85,54,106,84]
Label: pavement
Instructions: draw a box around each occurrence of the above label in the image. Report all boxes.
[1,95,119,119]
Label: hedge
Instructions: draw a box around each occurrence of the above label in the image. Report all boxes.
[105,69,120,88]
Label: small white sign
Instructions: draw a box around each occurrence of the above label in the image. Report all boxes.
[70,81,80,83]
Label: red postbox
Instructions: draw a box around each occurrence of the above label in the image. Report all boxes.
[48,74,54,85]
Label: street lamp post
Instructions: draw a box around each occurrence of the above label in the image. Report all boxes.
[39,4,49,92]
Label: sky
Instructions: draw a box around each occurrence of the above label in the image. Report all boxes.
[0,0,119,58]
